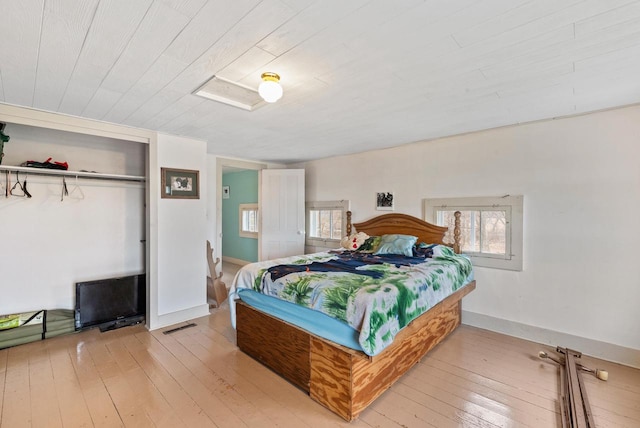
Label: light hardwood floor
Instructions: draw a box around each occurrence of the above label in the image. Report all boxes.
[1,303,638,427]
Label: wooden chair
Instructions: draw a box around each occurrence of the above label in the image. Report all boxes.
[207,240,228,308]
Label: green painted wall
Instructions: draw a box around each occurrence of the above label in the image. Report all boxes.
[222,170,259,263]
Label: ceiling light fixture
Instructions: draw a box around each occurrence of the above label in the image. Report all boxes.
[258,72,283,103]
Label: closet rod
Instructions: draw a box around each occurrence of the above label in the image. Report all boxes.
[0,165,145,182]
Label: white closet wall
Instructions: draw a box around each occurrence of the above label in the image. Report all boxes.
[0,123,145,314]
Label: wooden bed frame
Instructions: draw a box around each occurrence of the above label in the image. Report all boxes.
[236,211,476,421]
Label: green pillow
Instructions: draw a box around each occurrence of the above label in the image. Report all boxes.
[356,236,382,253]
[373,234,418,256]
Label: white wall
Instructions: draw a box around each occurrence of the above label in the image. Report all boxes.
[299,105,640,365]
[147,133,209,328]
[0,123,145,314]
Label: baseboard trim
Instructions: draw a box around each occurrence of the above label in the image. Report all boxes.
[462,310,640,369]
[148,304,210,331]
[222,256,252,266]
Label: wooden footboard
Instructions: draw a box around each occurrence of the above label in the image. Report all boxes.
[236,280,476,421]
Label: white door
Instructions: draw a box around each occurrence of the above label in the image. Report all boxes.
[259,169,305,260]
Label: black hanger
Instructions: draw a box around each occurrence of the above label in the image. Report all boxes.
[23,174,32,198]
[61,176,69,201]
[10,172,28,197]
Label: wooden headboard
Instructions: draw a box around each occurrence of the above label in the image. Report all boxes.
[346,211,462,253]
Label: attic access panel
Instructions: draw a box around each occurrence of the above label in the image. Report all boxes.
[193,75,265,111]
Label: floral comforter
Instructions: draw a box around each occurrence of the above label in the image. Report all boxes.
[232,246,472,356]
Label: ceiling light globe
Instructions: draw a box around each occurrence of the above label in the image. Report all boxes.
[258,80,283,103]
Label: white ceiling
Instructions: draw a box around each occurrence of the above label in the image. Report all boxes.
[1,0,639,164]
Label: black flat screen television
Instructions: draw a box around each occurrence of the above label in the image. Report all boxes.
[75,273,146,331]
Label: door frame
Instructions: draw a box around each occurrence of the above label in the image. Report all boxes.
[215,157,267,268]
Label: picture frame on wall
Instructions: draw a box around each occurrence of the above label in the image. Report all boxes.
[376,191,394,211]
[222,185,230,199]
[161,167,200,199]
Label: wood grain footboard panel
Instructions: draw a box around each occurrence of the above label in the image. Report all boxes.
[310,281,475,420]
[236,301,311,392]
[236,280,476,421]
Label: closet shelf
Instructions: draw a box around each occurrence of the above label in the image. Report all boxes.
[0,165,145,182]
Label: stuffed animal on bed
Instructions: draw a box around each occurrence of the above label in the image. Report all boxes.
[341,231,369,250]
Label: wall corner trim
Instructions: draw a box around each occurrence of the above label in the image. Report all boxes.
[462,310,640,369]
[148,304,210,331]
[221,256,252,266]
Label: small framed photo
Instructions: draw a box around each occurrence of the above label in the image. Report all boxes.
[161,167,200,199]
[222,185,230,199]
[376,191,394,211]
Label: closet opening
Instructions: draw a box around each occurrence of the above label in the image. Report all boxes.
[0,122,147,327]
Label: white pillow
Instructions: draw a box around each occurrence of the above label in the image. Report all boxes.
[340,232,369,250]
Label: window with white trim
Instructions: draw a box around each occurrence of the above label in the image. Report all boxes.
[239,203,258,239]
[424,196,523,271]
[305,200,349,247]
